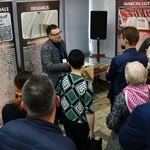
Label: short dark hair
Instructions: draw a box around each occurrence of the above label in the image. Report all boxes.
[46,24,58,35]
[22,75,55,118]
[68,49,85,69]
[122,26,139,46]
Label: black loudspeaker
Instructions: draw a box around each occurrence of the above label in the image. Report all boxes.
[90,11,107,40]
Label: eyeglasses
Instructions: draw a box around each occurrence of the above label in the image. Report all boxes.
[50,31,62,36]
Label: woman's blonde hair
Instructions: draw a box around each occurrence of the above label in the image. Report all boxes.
[125,61,148,86]
[14,71,33,108]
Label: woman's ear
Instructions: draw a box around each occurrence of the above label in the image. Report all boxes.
[55,95,60,107]
[21,101,27,111]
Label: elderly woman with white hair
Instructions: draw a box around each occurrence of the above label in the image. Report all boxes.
[105,61,150,150]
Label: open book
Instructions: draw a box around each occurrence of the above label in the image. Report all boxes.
[125,17,149,31]
[30,24,48,39]
[21,10,58,39]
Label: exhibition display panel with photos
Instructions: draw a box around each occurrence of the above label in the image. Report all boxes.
[0,1,17,125]
[17,0,59,74]
[116,0,150,54]
[0,0,60,125]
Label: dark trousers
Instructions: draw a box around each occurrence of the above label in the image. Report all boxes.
[63,117,89,150]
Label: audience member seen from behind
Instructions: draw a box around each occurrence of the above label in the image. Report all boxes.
[138,37,150,54]
[41,24,70,86]
[55,49,95,150]
[0,75,77,150]
[2,71,33,124]
[119,102,150,149]
[105,61,149,150]
[106,26,148,106]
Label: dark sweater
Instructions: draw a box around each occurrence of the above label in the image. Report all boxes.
[2,103,27,124]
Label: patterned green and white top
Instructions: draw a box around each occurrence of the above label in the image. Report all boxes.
[55,73,95,123]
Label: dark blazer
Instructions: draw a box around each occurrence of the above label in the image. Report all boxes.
[119,103,150,150]
[0,116,77,150]
[106,48,148,104]
[41,39,69,86]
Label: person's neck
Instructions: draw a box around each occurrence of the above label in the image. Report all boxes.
[37,108,56,124]
[40,115,54,123]
[52,41,60,45]
[71,68,82,76]
[125,45,136,49]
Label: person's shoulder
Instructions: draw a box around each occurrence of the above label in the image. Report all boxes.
[131,103,150,119]
[137,103,150,111]
[1,118,25,129]
[111,53,124,63]
[138,51,148,59]
[42,39,50,45]
[116,91,125,99]
[114,92,126,106]
[60,72,68,78]
[145,37,150,42]
[60,39,65,44]
[56,134,77,150]
[41,39,53,49]
[0,130,37,150]
[110,50,133,62]
[3,103,16,111]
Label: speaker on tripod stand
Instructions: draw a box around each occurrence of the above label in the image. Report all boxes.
[90,11,107,62]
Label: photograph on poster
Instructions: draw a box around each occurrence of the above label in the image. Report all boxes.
[0,2,17,124]
[21,10,58,39]
[117,5,150,54]
[0,12,13,43]
[118,6,150,30]
[125,17,149,30]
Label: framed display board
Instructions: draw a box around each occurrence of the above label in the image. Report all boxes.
[116,0,150,55]
[0,0,60,125]
[0,1,17,125]
[16,0,59,74]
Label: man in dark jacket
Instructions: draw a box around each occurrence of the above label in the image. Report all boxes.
[0,75,77,150]
[106,26,148,106]
[119,103,150,150]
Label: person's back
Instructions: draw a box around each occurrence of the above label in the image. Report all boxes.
[106,27,148,105]
[109,49,147,95]
[119,103,150,150]
[0,117,76,150]
[106,61,149,150]
[56,49,95,150]
[0,75,77,150]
